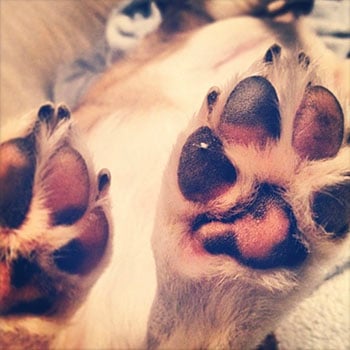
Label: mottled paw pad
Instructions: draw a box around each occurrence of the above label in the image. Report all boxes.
[161,45,349,272]
[0,103,111,316]
[292,85,344,160]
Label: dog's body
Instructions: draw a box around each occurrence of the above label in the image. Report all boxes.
[0,1,349,349]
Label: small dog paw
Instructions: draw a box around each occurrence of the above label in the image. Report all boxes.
[0,103,111,316]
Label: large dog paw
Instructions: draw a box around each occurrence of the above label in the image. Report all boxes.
[0,104,111,317]
[150,45,349,349]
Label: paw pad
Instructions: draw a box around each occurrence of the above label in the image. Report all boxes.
[312,180,350,237]
[178,126,236,202]
[218,75,281,146]
[292,85,344,160]
[43,145,90,226]
[0,138,36,228]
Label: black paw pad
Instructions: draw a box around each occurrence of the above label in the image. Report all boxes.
[53,208,109,275]
[178,127,237,202]
[53,239,86,274]
[42,146,90,226]
[0,137,36,228]
[97,168,111,196]
[292,85,344,160]
[38,103,55,122]
[206,87,221,113]
[264,44,281,63]
[312,179,350,237]
[57,104,71,121]
[218,76,280,146]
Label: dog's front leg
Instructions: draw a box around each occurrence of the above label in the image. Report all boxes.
[149,42,349,349]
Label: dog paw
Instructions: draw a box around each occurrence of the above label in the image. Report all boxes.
[0,103,111,316]
[155,44,349,276]
[149,45,348,349]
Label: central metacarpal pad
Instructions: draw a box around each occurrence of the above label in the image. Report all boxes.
[231,202,291,260]
[218,76,281,146]
[197,184,308,269]
[178,126,237,202]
